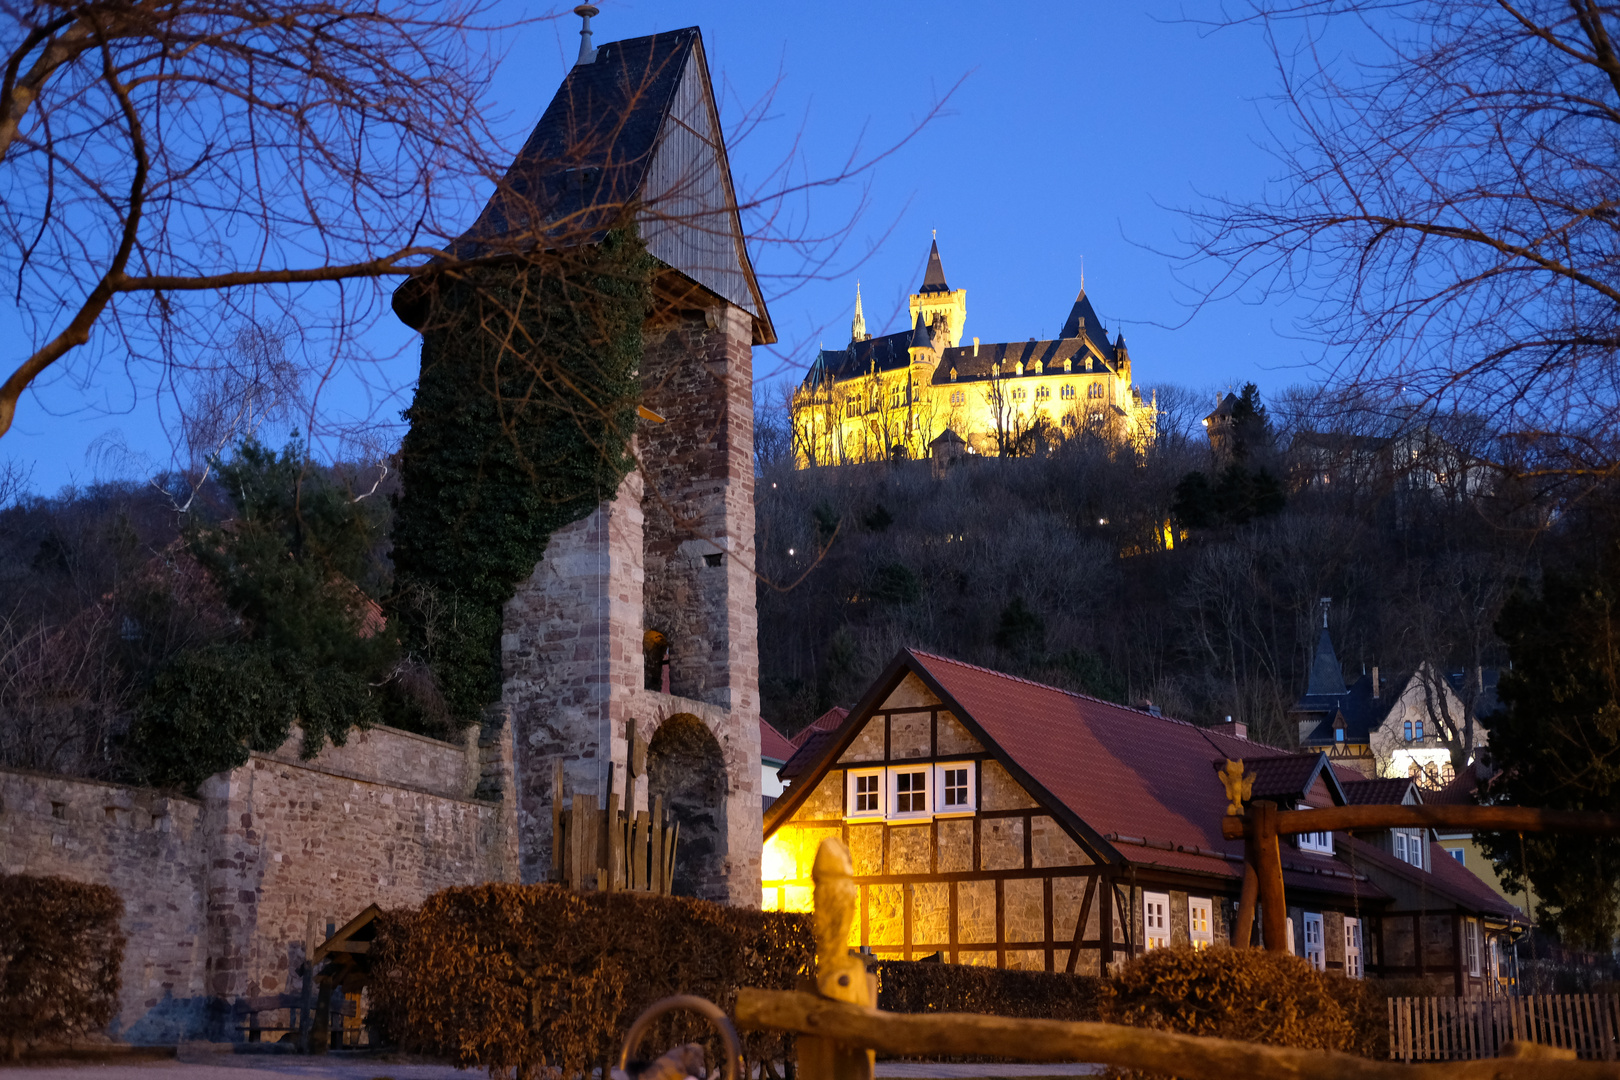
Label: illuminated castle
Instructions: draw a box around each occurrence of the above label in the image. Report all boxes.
[791,239,1155,466]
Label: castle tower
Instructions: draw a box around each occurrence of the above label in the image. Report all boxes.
[908,238,967,348]
[907,310,938,384]
[395,24,770,905]
[851,282,869,343]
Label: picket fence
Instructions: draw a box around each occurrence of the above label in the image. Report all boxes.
[1389,994,1620,1061]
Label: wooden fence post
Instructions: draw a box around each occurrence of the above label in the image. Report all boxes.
[1252,802,1287,954]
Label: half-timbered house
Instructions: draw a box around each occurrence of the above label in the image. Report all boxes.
[762,649,1523,993]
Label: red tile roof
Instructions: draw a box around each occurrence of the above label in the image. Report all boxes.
[1338,834,1522,921]
[1341,777,1419,805]
[900,650,1367,889]
[759,720,797,764]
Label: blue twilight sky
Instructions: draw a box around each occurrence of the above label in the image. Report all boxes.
[1,1,1343,495]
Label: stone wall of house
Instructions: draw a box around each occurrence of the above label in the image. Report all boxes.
[0,719,515,1045]
[503,302,762,906]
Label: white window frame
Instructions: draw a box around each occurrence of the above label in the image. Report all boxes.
[1297,803,1333,855]
[1407,830,1427,869]
[1466,919,1482,977]
[1143,891,1170,951]
[1188,897,1213,950]
[888,765,932,819]
[847,768,885,819]
[1394,832,1409,863]
[1344,916,1363,979]
[1302,912,1325,971]
[934,761,976,815]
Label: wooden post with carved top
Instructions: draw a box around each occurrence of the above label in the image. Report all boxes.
[796,838,877,1080]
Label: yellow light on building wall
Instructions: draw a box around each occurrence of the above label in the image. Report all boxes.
[762,831,795,882]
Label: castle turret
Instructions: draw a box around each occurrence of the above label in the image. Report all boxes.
[908,236,967,348]
[1114,330,1131,382]
[851,281,868,343]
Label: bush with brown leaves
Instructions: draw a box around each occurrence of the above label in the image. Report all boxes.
[0,874,125,1059]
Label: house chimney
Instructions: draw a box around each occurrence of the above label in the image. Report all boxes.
[1226,715,1247,740]
[973,337,980,356]
[1372,666,1380,698]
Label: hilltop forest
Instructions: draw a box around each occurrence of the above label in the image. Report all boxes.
[751,386,1604,751]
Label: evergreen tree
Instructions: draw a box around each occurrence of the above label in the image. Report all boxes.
[129,439,394,791]
[1483,563,1620,947]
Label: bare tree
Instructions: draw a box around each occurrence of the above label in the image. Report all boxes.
[1188,0,1620,475]
[1,1,960,462]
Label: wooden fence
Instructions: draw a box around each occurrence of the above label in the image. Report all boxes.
[551,758,679,893]
[1390,995,1620,1061]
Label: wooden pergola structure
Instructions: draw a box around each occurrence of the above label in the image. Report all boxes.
[1218,760,1620,953]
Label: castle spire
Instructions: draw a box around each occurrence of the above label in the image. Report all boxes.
[920,238,949,294]
[852,281,867,342]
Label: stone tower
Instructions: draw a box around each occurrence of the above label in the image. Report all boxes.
[395,25,772,906]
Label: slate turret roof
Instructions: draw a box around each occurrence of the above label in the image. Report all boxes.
[919,240,951,294]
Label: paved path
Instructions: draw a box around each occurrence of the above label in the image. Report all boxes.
[0,1055,1102,1080]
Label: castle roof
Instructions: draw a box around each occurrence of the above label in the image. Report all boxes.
[1059,290,1108,342]
[909,312,933,350]
[393,26,773,342]
[934,337,1116,383]
[808,328,915,385]
[919,240,951,294]
[1307,627,1348,696]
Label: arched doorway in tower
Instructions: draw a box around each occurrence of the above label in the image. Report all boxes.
[645,713,727,901]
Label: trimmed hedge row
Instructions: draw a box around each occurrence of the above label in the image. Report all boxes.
[876,958,1103,1019]
[368,884,815,1080]
[372,888,1387,1077]
[1102,945,1390,1067]
[0,874,125,1059]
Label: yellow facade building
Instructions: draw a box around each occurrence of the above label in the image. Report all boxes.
[792,241,1156,466]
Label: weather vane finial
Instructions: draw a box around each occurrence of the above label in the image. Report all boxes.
[574,5,600,65]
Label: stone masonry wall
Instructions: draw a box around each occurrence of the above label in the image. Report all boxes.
[0,769,206,1044]
[0,720,514,1045]
[503,302,762,906]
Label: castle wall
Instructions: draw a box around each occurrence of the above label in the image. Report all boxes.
[0,720,515,1044]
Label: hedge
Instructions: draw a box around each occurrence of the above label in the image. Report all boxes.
[1101,944,1389,1073]
[368,884,814,1080]
[372,889,1392,1077]
[0,874,125,1059]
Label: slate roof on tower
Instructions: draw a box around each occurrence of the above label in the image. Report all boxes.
[392,26,773,342]
[1058,290,1109,343]
[919,240,952,294]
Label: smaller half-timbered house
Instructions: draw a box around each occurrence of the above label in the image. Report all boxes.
[763,649,1523,992]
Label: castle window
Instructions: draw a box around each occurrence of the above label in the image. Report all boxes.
[1087,383,1105,399]
[1414,719,1424,740]
[1063,358,1073,373]
[1061,384,1076,400]
[1033,360,1044,375]
[1012,387,1027,402]
[1404,720,1413,741]
[949,368,957,381]
[949,390,965,406]
[1015,362,1024,376]
[1035,385,1051,401]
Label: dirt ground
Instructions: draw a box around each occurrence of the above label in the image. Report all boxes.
[0,1052,1102,1080]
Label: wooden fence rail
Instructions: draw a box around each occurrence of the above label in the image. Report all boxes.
[1390,996,1620,1062]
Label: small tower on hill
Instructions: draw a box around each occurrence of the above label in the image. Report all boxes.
[908,238,967,348]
